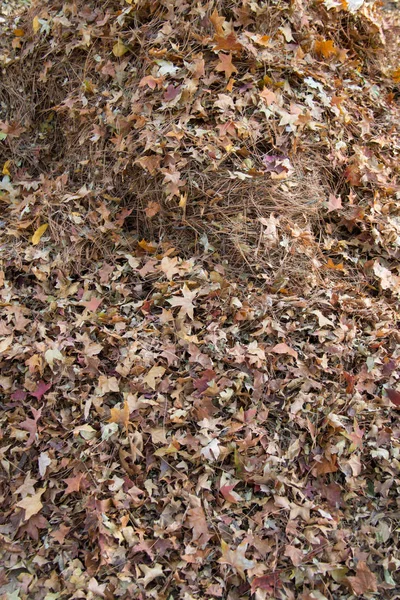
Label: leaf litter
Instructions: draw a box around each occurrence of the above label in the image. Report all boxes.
[0,0,400,598]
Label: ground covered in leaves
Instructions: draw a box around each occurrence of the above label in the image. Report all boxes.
[1,1,400,599]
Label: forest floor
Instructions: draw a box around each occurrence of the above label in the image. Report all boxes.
[1,1,400,599]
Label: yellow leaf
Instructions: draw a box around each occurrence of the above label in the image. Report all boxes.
[32,223,48,245]
[179,193,187,210]
[2,160,11,176]
[33,16,40,34]
[113,40,128,57]
[13,28,25,37]
[391,68,400,84]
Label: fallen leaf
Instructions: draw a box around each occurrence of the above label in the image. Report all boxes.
[139,564,164,587]
[315,39,337,59]
[327,193,342,212]
[144,201,161,218]
[30,381,52,400]
[113,40,128,57]
[348,561,378,596]
[63,473,86,494]
[168,284,197,320]
[215,53,237,79]
[38,452,51,478]
[81,297,103,311]
[32,224,48,245]
[16,488,45,521]
[32,16,40,34]
[109,400,130,427]
[271,343,298,359]
[219,540,255,579]
[386,388,400,407]
[143,366,166,390]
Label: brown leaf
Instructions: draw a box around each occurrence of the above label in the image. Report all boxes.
[63,473,87,494]
[215,53,237,79]
[144,201,161,218]
[219,540,255,579]
[210,8,226,35]
[214,32,243,53]
[16,488,45,521]
[186,502,210,546]
[271,343,298,360]
[348,561,378,596]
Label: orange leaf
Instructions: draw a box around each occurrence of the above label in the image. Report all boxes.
[138,239,157,253]
[325,258,345,271]
[314,39,337,59]
[145,201,161,218]
[210,8,226,35]
[109,400,130,428]
[214,32,243,53]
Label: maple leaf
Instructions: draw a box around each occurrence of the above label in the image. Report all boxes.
[325,258,345,271]
[314,39,337,59]
[348,561,378,596]
[219,540,255,579]
[16,488,45,521]
[210,8,226,35]
[109,400,130,428]
[214,32,243,53]
[143,366,166,390]
[327,193,342,212]
[201,438,221,462]
[168,284,197,320]
[160,256,180,280]
[215,53,237,79]
[50,523,71,544]
[251,573,282,594]
[220,484,243,503]
[284,544,303,567]
[259,87,276,106]
[164,84,181,101]
[81,296,103,311]
[63,472,86,494]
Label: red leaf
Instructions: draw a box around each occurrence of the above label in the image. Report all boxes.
[164,84,181,101]
[386,388,400,407]
[30,381,52,400]
[251,573,282,594]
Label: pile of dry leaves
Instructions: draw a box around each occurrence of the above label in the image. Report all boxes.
[0,0,400,598]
